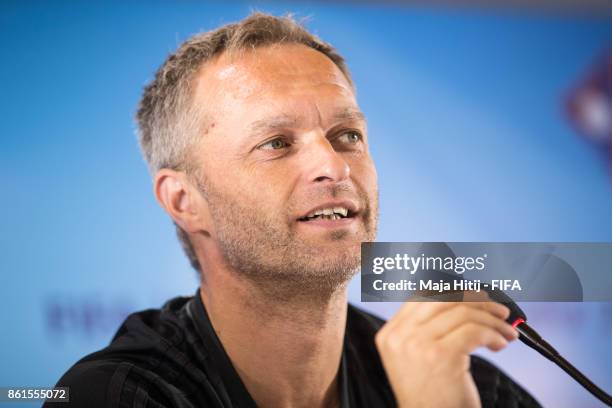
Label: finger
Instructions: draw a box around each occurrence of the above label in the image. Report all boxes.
[381,302,514,348]
[393,293,485,325]
[397,299,509,328]
[419,304,518,341]
[382,298,511,340]
[384,302,456,334]
[400,301,456,325]
[440,322,511,355]
[462,289,490,302]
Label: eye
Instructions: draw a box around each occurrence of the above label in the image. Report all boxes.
[336,130,362,144]
[259,137,289,150]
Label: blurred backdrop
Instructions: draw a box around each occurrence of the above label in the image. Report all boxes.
[1,1,611,407]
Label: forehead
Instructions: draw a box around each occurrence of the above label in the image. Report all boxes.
[193,43,357,123]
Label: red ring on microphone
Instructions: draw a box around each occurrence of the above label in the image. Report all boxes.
[511,318,525,328]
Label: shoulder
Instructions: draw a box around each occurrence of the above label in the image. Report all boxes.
[44,296,199,408]
[470,355,542,408]
[43,359,124,408]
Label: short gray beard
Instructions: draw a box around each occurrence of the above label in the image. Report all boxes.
[197,176,378,301]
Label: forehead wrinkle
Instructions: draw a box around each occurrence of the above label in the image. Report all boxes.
[317,104,323,127]
[249,114,300,135]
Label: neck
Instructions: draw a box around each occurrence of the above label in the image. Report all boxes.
[199,262,348,408]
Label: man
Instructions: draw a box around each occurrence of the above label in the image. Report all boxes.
[47,13,540,408]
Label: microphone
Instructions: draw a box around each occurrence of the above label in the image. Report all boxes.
[488,290,612,407]
[406,242,610,404]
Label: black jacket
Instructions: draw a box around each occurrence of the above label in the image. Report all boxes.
[45,289,541,407]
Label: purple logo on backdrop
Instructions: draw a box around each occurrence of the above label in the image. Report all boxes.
[44,294,135,342]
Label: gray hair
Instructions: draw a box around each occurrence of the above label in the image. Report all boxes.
[135,12,354,273]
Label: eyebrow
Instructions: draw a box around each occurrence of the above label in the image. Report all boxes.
[248,108,366,137]
[331,107,366,123]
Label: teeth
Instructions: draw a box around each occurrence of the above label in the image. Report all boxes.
[333,207,348,217]
[304,206,350,219]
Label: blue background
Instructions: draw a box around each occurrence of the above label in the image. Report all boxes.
[1,1,611,407]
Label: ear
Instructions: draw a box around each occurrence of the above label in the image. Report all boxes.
[154,169,212,234]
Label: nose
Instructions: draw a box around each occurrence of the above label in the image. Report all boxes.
[303,135,351,184]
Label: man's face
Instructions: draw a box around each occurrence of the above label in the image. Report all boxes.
[191,43,378,295]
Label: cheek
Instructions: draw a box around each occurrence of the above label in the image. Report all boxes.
[350,156,378,194]
[236,166,296,213]
[249,156,302,188]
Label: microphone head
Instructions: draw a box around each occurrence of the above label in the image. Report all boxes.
[486,288,527,326]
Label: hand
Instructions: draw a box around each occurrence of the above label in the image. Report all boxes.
[375,296,519,408]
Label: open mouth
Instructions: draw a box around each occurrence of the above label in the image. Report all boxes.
[297,206,357,222]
